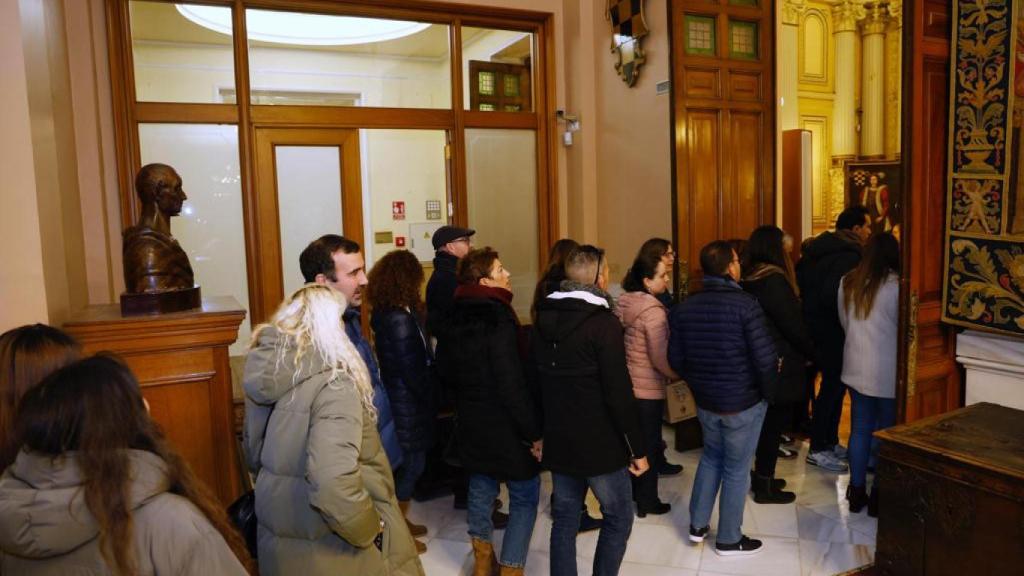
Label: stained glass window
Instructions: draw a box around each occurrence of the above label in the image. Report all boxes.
[730,21,758,59]
[685,15,715,56]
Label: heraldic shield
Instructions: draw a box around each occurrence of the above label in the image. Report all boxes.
[607,0,649,86]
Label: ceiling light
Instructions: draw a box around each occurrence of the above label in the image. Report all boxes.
[176,5,431,46]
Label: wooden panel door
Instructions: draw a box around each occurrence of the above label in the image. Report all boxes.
[252,128,363,324]
[898,0,962,422]
[671,0,775,296]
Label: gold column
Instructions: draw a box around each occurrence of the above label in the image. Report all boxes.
[832,0,866,158]
[861,3,887,158]
[780,0,807,130]
[885,0,903,159]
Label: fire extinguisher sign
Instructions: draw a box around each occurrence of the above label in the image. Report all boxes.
[392,201,406,220]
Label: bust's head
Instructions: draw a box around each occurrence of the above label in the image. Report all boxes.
[135,163,187,217]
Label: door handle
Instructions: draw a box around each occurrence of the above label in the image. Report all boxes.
[906,290,919,399]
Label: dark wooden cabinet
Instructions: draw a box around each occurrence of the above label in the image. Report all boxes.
[64,297,246,505]
[874,403,1024,575]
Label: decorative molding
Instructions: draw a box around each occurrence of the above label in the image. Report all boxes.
[798,9,831,86]
[782,0,808,26]
[832,0,867,33]
[887,0,903,29]
[862,2,888,36]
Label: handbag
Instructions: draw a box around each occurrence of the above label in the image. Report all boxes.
[227,489,257,558]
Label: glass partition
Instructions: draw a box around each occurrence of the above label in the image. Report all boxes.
[465,129,538,321]
[246,9,451,108]
[130,2,235,104]
[462,27,534,112]
[137,123,250,354]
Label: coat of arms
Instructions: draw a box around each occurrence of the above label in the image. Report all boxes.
[607,0,649,86]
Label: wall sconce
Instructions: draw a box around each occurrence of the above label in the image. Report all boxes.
[556,109,581,146]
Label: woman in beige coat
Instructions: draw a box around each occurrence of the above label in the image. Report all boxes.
[243,283,423,576]
[0,354,251,575]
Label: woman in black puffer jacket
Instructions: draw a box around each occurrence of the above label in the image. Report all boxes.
[367,250,436,553]
[740,226,815,505]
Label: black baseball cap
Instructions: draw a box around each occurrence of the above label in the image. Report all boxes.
[432,226,476,250]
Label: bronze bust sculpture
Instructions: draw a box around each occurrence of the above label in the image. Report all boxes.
[121,163,201,315]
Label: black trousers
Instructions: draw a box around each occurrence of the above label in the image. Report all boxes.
[810,369,847,452]
[632,398,665,506]
[754,401,793,477]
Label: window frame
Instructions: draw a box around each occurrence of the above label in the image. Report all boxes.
[106,0,558,324]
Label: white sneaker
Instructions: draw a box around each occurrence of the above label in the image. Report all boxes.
[806,450,849,472]
[833,444,848,460]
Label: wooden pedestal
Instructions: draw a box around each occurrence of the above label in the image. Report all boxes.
[874,402,1024,576]
[64,297,246,505]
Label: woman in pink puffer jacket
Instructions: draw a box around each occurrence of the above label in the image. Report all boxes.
[615,248,680,517]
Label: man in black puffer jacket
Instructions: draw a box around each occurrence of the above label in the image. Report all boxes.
[532,245,649,576]
[795,206,870,473]
[668,240,778,557]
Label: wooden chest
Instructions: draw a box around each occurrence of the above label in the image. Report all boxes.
[874,402,1024,576]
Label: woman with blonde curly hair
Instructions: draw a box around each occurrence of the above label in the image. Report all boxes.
[243,283,423,576]
[366,250,435,553]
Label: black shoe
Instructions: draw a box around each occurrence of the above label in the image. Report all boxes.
[658,461,683,477]
[492,509,509,529]
[578,510,602,533]
[846,484,868,513]
[453,495,467,510]
[867,486,879,518]
[688,525,710,543]
[715,535,763,556]
[636,500,671,518]
[750,470,786,491]
[752,473,796,504]
[780,434,794,445]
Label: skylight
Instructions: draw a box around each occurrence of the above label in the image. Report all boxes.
[176,5,431,46]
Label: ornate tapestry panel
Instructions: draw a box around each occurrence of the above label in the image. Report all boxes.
[944,0,1024,336]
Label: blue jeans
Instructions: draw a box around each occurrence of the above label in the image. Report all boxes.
[848,389,896,489]
[467,473,540,568]
[551,468,633,576]
[690,400,767,545]
[394,449,427,502]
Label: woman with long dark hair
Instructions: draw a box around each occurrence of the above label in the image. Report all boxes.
[0,354,251,575]
[740,225,814,504]
[615,246,679,517]
[638,238,676,307]
[0,324,80,470]
[367,250,435,553]
[839,232,900,516]
[446,247,542,576]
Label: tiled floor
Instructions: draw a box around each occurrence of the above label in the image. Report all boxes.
[407,429,875,576]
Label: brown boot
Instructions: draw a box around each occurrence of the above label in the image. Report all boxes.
[413,537,427,554]
[471,538,499,576]
[398,500,427,537]
[499,564,524,576]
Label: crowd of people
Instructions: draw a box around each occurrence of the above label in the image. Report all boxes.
[0,204,899,575]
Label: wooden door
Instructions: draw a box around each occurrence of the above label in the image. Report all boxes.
[252,128,363,323]
[670,0,775,296]
[898,0,961,422]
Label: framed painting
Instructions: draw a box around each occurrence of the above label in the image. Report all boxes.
[846,161,902,237]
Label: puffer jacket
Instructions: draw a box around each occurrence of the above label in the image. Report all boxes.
[243,327,424,576]
[370,307,436,454]
[442,286,541,481]
[614,291,678,400]
[344,308,403,469]
[667,275,779,413]
[531,285,646,478]
[0,449,247,575]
